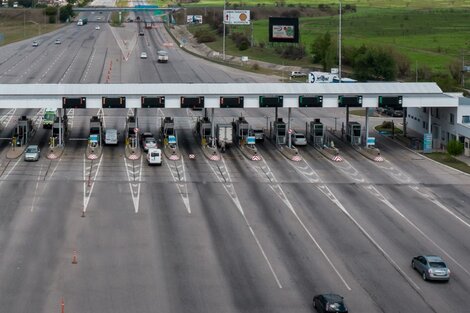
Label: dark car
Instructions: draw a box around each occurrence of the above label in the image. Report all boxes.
[392,110,404,117]
[313,294,348,313]
[139,30,144,36]
[412,255,450,281]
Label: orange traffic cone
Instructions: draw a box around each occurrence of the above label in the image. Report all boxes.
[72,250,78,264]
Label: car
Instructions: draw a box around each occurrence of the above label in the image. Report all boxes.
[313,294,348,313]
[157,50,168,63]
[147,148,162,165]
[104,129,118,145]
[96,16,101,20]
[290,71,307,78]
[140,132,154,146]
[251,128,265,142]
[54,39,61,44]
[32,40,39,47]
[143,137,157,152]
[95,25,100,30]
[24,145,40,161]
[292,131,307,146]
[412,255,450,281]
[139,30,144,36]
[140,52,147,59]
[392,109,404,117]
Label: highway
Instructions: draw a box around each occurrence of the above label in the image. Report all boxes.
[0,6,470,313]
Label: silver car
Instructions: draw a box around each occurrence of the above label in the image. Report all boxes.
[292,132,307,146]
[24,145,40,161]
[412,255,450,281]
[143,137,157,152]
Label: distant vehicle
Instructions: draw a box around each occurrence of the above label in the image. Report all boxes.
[139,30,144,36]
[13,1,18,7]
[77,18,88,26]
[143,137,157,152]
[140,132,154,146]
[313,294,348,313]
[392,109,404,117]
[140,52,148,59]
[290,71,306,78]
[95,25,100,30]
[147,148,162,165]
[308,71,356,83]
[144,20,152,29]
[24,145,40,162]
[96,16,101,20]
[412,255,450,281]
[43,108,56,128]
[157,50,168,63]
[216,124,233,152]
[54,39,61,44]
[291,132,307,146]
[104,129,118,145]
[251,128,264,142]
[32,40,39,47]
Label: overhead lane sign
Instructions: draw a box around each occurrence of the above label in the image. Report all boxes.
[224,10,250,25]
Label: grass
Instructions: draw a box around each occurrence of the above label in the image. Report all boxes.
[110,0,129,26]
[424,152,470,174]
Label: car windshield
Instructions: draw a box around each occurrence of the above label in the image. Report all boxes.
[26,147,37,153]
[145,139,156,144]
[429,262,447,268]
[296,134,305,139]
[150,152,159,157]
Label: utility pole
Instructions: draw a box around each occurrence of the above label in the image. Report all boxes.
[223,0,226,60]
[338,0,342,82]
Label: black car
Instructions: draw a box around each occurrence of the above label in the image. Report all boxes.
[313,294,348,313]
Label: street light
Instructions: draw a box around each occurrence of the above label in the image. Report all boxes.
[338,0,342,82]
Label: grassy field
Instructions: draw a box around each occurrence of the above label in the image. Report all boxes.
[193,7,470,73]
[424,152,470,174]
[175,0,470,8]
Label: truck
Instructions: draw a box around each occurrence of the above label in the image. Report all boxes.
[216,123,233,152]
[307,71,356,83]
[157,50,168,63]
[77,18,88,26]
[43,108,56,129]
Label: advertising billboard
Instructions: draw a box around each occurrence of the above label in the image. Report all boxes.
[223,10,250,25]
[269,17,299,43]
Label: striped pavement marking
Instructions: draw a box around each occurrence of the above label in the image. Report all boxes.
[292,155,302,162]
[374,156,385,162]
[48,153,58,159]
[188,154,196,159]
[88,154,98,160]
[209,155,220,161]
[128,154,139,160]
[332,155,343,162]
[169,154,180,161]
[251,155,262,161]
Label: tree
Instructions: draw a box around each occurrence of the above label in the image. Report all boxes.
[311,32,336,71]
[447,139,464,156]
[352,46,396,81]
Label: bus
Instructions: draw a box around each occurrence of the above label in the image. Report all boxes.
[43,108,57,129]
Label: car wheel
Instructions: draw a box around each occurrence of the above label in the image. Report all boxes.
[422,272,427,281]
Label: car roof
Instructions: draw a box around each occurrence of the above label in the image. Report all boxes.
[321,294,344,302]
[424,255,444,262]
[27,145,39,149]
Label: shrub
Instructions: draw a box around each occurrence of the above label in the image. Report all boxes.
[252,63,260,70]
[276,45,306,60]
[447,140,464,156]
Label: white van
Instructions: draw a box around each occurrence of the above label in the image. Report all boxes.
[147,148,162,165]
[105,129,118,145]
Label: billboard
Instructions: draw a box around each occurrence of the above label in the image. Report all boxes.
[187,15,203,24]
[224,10,250,25]
[269,17,299,43]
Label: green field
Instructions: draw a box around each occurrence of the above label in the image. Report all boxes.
[195,7,470,73]
[175,0,470,8]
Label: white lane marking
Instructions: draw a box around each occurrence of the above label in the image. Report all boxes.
[320,184,420,291]
[331,157,366,183]
[83,154,103,212]
[0,108,16,128]
[31,164,44,212]
[165,158,191,214]
[81,48,96,82]
[49,157,62,179]
[258,157,351,291]
[124,156,142,213]
[365,184,470,277]
[3,158,22,179]
[205,155,283,289]
[287,157,320,183]
[67,108,74,130]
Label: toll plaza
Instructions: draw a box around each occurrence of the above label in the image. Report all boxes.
[87,115,103,159]
[233,116,261,161]
[51,109,68,148]
[195,116,220,161]
[161,117,181,160]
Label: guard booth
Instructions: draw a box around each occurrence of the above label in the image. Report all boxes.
[161,117,177,147]
[233,116,250,144]
[125,116,138,148]
[309,119,324,146]
[195,117,212,145]
[347,121,362,145]
[51,115,68,147]
[272,118,287,145]
[89,116,103,148]
[13,116,33,147]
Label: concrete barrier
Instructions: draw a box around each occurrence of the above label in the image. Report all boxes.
[125,144,141,160]
[278,145,301,161]
[316,145,343,162]
[201,144,220,161]
[239,143,262,161]
[163,145,181,161]
[355,146,384,162]
[86,145,103,160]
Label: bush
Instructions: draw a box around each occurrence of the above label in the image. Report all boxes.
[447,140,464,156]
[230,32,251,50]
[194,29,216,43]
[276,44,306,60]
[252,63,260,70]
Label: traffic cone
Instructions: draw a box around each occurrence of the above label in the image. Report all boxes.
[72,250,78,264]
[61,297,65,313]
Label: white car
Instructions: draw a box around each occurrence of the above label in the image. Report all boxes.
[24,145,40,161]
[292,132,307,146]
[54,39,61,44]
[290,71,306,78]
[32,40,39,47]
[157,50,168,63]
[95,25,100,30]
[147,148,162,165]
[140,52,148,59]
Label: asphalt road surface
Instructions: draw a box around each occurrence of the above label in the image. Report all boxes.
[0,107,469,313]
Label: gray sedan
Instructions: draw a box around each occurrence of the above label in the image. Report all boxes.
[412,255,450,281]
[24,145,40,161]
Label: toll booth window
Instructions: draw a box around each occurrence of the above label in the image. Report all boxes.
[314,127,323,136]
[353,128,361,136]
[166,128,174,136]
[204,129,211,137]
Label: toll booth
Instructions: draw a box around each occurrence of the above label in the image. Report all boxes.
[195,117,212,145]
[52,115,68,146]
[89,116,103,147]
[161,117,175,138]
[13,116,33,147]
[233,116,250,144]
[347,121,362,145]
[272,118,287,145]
[125,116,138,148]
[309,119,324,146]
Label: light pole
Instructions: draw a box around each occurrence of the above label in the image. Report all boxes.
[222,1,226,60]
[338,0,342,82]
